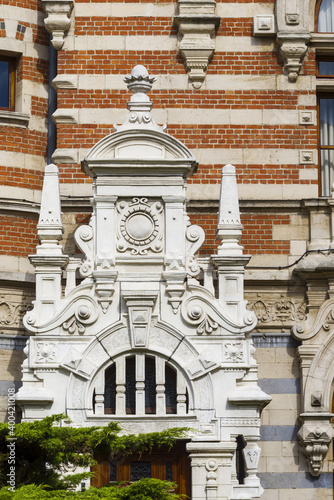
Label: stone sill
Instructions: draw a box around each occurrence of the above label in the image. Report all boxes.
[310,33,334,54]
[316,78,334,91]
[0,110,30,127]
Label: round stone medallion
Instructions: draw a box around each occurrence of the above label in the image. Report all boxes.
[126,213,154,241]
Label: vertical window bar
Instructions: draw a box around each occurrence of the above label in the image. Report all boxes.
[155,356,166,415]
[136,354,145,415]
[320,98,334,196]
[176,371,187,415]
[116,356,126,415]
[94,369,105,415]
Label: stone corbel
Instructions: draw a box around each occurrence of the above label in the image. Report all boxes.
[298,414,334,476]
[42,0,74,50]
[276,33,310,82]
[173,0,220,89]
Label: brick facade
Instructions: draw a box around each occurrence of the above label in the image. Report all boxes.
[0,0,333,498]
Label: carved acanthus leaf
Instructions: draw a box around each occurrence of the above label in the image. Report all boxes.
[247,299,307,324]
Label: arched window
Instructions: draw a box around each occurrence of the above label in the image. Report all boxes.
[318,0,334,32]
[93,354,189,416]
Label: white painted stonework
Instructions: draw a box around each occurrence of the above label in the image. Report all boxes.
[16,65,270,500]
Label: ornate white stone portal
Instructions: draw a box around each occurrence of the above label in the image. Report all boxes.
[16,65,270,500]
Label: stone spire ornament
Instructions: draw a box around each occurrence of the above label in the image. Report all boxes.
[114,65,166,132]
[216,164,243,256]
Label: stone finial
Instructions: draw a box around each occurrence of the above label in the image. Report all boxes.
[216,164,243,256]
[37,163,64,254]
[114,65,165,132]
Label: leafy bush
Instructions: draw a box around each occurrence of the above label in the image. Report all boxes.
[0,480,185,500]
[0,415,188,491]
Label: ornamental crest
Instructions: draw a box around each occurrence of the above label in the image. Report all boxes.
[116,197,163,255]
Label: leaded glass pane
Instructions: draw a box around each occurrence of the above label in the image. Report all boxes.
[165,364,177,414]
[109,460,117,482]
[145,356,156,414]
[126,356,136,414]
[130,461,152,481]
[104,363,116,414]
[166,462,173,481]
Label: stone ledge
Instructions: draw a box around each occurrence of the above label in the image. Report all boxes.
[0,110,29,127]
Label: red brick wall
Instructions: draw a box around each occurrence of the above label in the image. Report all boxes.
[0,215,38,257]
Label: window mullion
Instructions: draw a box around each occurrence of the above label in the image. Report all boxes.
[94,368,105,415]
[156,356,166,415]
[136,354,145,415]
[177,371,187,415]
[116,356,126,415]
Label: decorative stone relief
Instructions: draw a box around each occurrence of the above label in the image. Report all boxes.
[36,342,56,363]
[116,198,163,255]
[298,417,334,476]
[253,15,276,36]
[274,0,310,82]
[173,0,220,89]
[224,342,244,363]
[299,150,315,165]
[0,301,32,330]
[74,224,94,277]
[185,217,205,277]
[42,0,74,50]
[247,299,307,325]
[277,36,309,82]
[123,292,157,348]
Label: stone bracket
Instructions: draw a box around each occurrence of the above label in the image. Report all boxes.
[42,0,74,50]
[276,33,310,83]
[298,413,334,476]
[173,0,220,89]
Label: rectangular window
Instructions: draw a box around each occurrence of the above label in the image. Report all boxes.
[0,57,15,110]
[319,96,334,196]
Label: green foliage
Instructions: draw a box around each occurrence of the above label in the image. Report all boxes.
[0,415,188,491]
[0,480,185,500]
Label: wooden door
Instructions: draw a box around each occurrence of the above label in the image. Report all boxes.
[91,441,191,497]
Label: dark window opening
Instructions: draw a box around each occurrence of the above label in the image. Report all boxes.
[130,461,152,481]
[126,356,136,414]
[236,435,246,484]
[0,57,15,110]
[104,363,116,414]
[165,364,177,414]
[145,356,156,414]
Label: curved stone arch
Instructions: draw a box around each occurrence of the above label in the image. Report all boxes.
[303,331,334,412]
[309,0,320,31]
[66,320,215,424]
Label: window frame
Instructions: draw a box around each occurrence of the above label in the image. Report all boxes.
[317,90,334,196]
[0,56,15,111]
